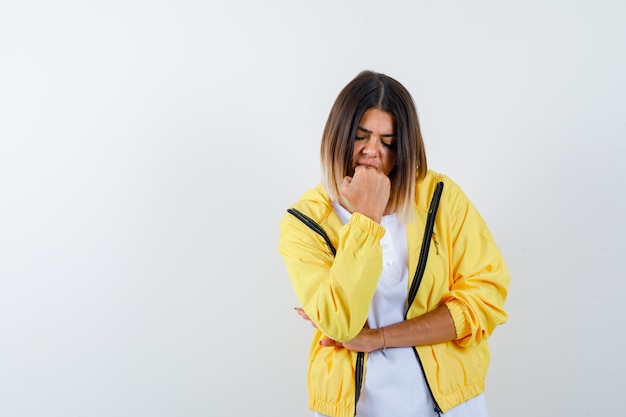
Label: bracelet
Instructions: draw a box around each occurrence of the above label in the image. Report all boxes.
[381,326,386,352]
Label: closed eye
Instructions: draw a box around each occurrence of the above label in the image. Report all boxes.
[354,135,397,150]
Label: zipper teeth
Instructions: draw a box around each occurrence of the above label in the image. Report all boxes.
[354,352,365,417]
[406,181,444,414]
[287,208,336,256]
[405,182,444,319]
[412,347,443,416]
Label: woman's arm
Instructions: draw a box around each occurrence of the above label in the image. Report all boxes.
[378,305,457,348]
[298,305,456,353]
[280,207,386,342]
[440,180,510,348]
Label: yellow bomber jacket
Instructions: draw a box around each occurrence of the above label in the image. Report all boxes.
[278,171,510,417]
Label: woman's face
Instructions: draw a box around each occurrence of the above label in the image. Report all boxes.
[351,108,398,177]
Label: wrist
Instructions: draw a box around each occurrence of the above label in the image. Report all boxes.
[379,326,386,351]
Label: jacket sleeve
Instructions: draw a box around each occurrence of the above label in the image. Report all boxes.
[279,210,386,342]
[441,182,510,348]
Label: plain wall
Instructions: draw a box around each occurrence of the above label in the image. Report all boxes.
[1,1,625,416]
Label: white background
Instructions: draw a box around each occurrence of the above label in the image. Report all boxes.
[1,1,625,416]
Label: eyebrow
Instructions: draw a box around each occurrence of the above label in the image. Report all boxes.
[357,126,396,138]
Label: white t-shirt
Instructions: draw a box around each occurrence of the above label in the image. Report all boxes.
[313,203,488,417]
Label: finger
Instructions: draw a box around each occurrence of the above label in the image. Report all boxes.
[294,307,318,328]
[355,164,374,173]
[319,338,343,348]
[294,307,311,320]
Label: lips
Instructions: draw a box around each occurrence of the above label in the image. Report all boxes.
[355,162,378,169]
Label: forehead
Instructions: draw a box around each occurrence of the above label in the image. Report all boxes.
[358,108,395,132]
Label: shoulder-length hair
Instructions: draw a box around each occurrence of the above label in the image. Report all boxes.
[320,70,427,223]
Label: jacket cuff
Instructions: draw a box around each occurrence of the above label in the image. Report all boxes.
[349,212,386,240]
[445,299,472,340]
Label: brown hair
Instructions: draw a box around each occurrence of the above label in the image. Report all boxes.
[320,70,427,223]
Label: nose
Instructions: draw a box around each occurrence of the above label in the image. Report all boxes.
[362,137,383,155]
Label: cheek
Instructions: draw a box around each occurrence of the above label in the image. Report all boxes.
[382,152,398,174]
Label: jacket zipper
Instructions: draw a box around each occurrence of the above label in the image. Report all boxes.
[412,347,443,416]
[404,181,444,319]
[404,181,444,415]
[287,208,336,256]
[354,352,365,416]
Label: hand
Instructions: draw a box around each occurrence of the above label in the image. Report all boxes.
[319,326,383,353]
[294,307,317,329]
[340,166,390,223]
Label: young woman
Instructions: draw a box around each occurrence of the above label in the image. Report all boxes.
[279,70,509,417]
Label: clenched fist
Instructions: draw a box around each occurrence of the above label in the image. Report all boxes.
[340,165,391,223]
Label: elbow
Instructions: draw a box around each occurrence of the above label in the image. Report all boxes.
[315,309,368,343]
[335,321,367,343]
[311,286,373,342]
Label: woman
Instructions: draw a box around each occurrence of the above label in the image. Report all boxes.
[278,70,509,417]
